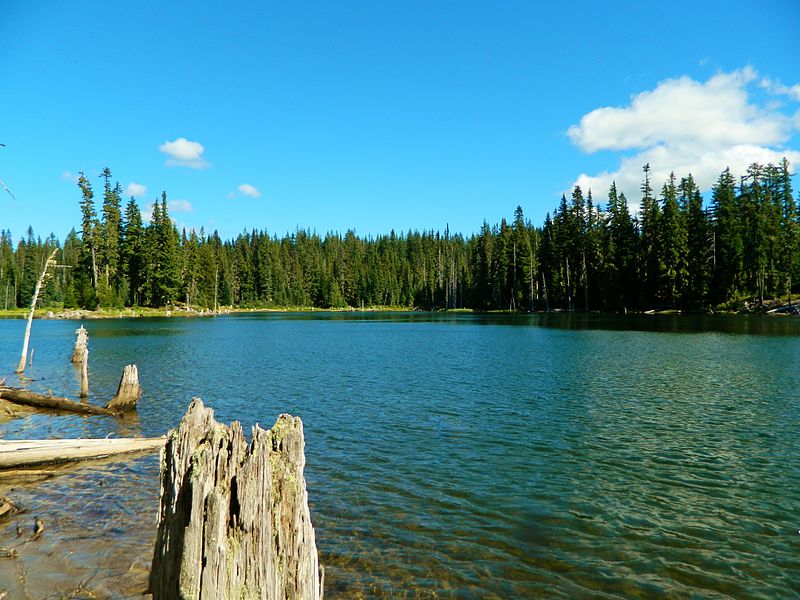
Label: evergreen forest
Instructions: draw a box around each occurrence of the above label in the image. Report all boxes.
[1,161,798,313]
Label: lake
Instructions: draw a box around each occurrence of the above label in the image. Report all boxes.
[1,312,799,598]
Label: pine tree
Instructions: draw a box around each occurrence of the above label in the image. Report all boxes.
[76,173,99,308]
[638,163,661,307]
[709,168,741,304]
[604,183,637,310]
[680,174,711,309]
[121,197,145,305]
[0,230,17,309]
[658,172,688,306]
[777,158,798,302]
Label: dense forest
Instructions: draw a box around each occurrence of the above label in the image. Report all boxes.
[1,160,798,313]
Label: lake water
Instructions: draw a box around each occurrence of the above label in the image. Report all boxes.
[0,312,799,598]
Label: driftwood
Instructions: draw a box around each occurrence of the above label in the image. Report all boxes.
[72,325,88,363]
[0,387,118,416]
[105,364,141,412]
[0,437,165,469]
[0,363,141,417]
[149,398,324,600]
[0,495,22,519]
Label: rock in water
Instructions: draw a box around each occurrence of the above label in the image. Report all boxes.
[149,398,324,600]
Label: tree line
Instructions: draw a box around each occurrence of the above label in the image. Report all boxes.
[1,160,797,313]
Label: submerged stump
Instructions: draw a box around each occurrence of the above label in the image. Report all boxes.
[149,398,324,600]
[105,364,141,413]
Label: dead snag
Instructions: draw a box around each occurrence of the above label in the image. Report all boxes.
[72,326,88,364]
[79,347,89,399]
[16,248,58,374]
[149,398,324,600]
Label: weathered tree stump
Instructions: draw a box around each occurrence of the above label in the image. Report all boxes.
[72,326,88,364]
[105,364,141,413]
[149,398,324,600]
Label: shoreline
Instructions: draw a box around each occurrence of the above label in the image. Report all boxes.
[0,301,795,321]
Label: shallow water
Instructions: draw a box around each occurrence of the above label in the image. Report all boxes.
[1,312,799,598]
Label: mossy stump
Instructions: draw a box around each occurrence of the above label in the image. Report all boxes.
[149,398,323,600]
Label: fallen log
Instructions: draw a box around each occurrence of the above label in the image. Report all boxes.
[149,398,324,600]
[0,437,165,469]
[0,387,118,416]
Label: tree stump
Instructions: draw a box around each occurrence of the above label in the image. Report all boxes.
[105,365,141,413]
[149,398,324,600]
[72,326,88,364]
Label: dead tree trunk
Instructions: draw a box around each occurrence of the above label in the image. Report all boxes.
[72,325,88,364]
[16,248,58,374]
[105,364,140,413]
[79,346,89,398]
[149,398,324,600]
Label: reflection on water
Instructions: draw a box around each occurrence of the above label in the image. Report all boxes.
[0,313,799,598]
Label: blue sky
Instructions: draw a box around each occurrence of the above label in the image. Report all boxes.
[2,1,799,241]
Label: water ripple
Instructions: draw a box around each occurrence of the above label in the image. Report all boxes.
[1,314,799,597]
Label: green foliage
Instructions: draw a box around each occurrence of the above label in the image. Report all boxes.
[5,161,799,314]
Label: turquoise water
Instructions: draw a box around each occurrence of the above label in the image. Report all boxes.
[1,313,799,598]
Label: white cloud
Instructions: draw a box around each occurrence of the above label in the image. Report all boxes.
[237,183,261,198]
[227,183,262,199]
[159,137,210,169]
[760,77,800,102]
[60,170,79,183]
[168,199,193,213]
[125,182,147,197]
[568,68,800,207]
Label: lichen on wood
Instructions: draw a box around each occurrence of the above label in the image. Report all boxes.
[149,398,323,600]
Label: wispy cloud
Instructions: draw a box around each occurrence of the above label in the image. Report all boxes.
[760,76,800,102]
[159,137,210,169]
[168,199,193,213]
[227,183,262,199]
[60,170,79,183]
[125,182,147,197]
[237,183,261,198]
[568,67,800,206]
